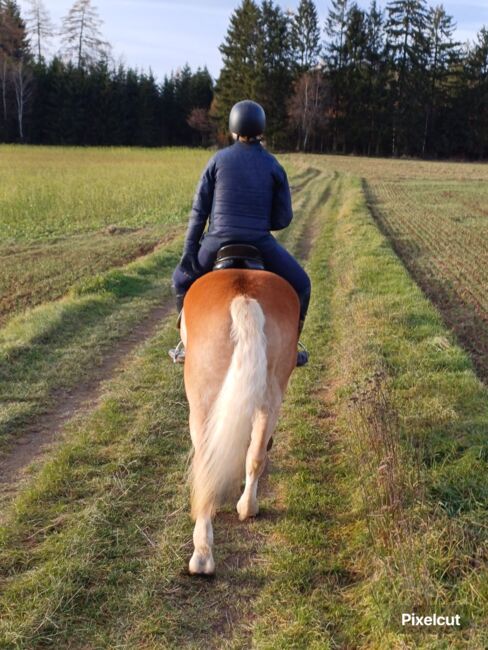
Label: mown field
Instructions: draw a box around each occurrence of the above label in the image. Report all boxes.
[297,154,488,381]
[0,146,487,648]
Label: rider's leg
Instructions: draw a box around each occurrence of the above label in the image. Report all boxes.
[172,238,222,324]
[171,267,194,326]
[259,239,311,319]
[259,239,311,366]
[169,239,223,362]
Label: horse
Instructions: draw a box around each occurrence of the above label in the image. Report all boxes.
[180,266,300,575]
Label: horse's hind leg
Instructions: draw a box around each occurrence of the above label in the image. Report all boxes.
[188,406,216,576]
[237,405,279,521]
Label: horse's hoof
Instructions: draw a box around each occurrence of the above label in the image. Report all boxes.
[189,551,215,576]
[236,497,259,521]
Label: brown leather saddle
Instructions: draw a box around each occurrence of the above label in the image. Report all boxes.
[213,244,265,271]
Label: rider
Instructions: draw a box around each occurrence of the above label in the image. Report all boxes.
[169,99,311,366]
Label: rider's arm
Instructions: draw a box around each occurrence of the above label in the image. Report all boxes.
[184,157,216,253]
[270,163,293,231]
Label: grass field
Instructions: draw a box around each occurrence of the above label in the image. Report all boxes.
[0,147,487,648]
[0,146,211,323]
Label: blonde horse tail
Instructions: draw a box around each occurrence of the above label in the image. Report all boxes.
[191,295,267,520]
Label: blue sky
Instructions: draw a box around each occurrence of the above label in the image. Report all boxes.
[19,1,488,81]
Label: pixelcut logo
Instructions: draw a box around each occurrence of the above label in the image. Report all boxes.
[401,613,461,627]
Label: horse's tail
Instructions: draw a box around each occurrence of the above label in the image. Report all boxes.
[191,295,267,520]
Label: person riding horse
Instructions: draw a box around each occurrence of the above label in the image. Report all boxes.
[169,100,311,366]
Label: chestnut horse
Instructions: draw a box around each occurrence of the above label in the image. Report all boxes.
[181,269,299,575]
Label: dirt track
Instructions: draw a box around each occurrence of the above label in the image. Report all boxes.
[0,300,174,499]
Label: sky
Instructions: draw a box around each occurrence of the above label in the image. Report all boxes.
[19,0,488,82]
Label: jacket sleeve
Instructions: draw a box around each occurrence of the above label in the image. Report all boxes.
[270,163,293,231]
[183,156,216,253]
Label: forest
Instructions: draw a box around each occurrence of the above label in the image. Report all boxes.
[1,0,488,157]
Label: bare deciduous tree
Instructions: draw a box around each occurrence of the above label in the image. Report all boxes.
[0,0,28,127]
[11,57,32,140]
[25,0,54,62]
[60,0,111,69]
[187,107,215,146]
[0,56,8,122]
[288,70,330,151]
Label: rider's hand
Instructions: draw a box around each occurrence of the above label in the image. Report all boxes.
[179,249,201,276]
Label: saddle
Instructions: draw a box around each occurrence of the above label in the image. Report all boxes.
[213,244,265,271]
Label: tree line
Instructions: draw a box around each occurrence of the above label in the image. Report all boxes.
[216,0,488,158]
[1,0,488,157]
[0,0,213,146]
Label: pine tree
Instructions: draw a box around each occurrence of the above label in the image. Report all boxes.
[325,0,350,70]
[256,1,292,146]
[290,0,321,72]
[463,28,488,158]
[422,4,459,154]
[60,0,111,69]
[323,0,351,151]
[343,5,369,152]
[364,0,388,154]
[344,6,367,67]
[215,0,261,133]
[25,0,54,62]
[385,0,429,154]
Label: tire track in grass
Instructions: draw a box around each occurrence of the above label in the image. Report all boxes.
[0,300,173,495]
[0,241,183,509]
[249,173,357,649]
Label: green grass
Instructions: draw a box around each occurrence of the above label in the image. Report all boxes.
[0,146,212,322]
[0,146,211,243]
[364,177,488,381]
[0,227,174,325]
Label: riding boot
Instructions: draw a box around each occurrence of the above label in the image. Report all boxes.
[169,293,187,363]
[175,293,185,329]
[296,318,309,367]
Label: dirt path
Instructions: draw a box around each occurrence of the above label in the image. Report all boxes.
[0,300,174,499]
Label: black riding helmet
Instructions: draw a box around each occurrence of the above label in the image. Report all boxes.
[229,100,266,138]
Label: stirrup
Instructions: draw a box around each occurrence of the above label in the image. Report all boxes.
[296,341,309,367]
[168,340,185,364]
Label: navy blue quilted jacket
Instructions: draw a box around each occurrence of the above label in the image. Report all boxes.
[183,140,293,251]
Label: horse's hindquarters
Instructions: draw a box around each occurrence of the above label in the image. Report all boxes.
[184,269,299,385]
[183,269,300,574]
